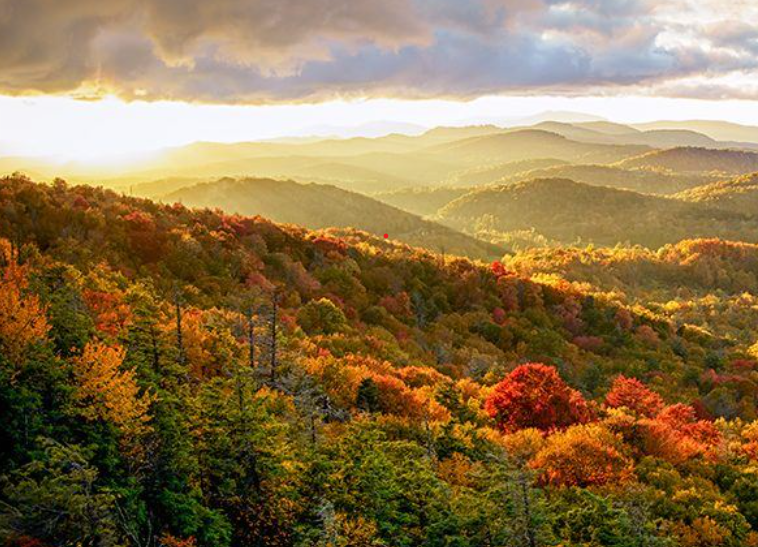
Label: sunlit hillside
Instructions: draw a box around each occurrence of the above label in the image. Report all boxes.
[498,164,719,195]
[676,173,758,215]
[6,0,758,544]
[617,147,758,175]
[3,173,758,547]
[162,177,504,260]
[435,177,758,249]
[507,239,758,350]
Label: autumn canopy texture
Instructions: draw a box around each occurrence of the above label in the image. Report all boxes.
[0,173,758,546]
[3,1,758,544]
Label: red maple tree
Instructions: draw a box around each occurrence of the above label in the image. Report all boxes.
[485,363,592,433]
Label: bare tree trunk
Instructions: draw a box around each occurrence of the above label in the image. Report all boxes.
[269,292,278,383]
[246,306,255,369]
[174,286,185,367]
[150,324,160,371]
[236,369,246,416]
[423,406,436,462]
[310,413,317,446]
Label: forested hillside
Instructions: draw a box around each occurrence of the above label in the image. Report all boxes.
[447,159,571,186]
[498,164,717,195]
[1,175,758,546]
[617,147,758,175]
[506,239,758,353]
[162,177,502,260]
[436,178,758,249]
[375,186,472,217]
[374,166,719,220]
[676,173,758,215]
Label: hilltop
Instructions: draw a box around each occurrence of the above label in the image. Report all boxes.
[633,120,758,144]
[163,177,503,260]
[507,239,758,348]
[499,164,718,195]
[447,158,570,186]
[431,130,650,165]
[376,165,721,220]
[617,147,758,175]
[524,122,722,148]
[676,173,758,215]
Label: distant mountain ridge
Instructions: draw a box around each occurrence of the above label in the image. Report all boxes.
[519,121,758,150]
[5,120,758,200]
[430,130,650,165]
[632,120,758,144]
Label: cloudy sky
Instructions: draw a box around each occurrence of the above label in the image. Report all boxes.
[2,0,758,158]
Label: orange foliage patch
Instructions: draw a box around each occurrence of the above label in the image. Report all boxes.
[83,289,132,337]
[530,423,633,487]
[604,375,664,418]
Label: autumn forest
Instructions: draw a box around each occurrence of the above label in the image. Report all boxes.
[5,0,758,544]
[4,124,758,546]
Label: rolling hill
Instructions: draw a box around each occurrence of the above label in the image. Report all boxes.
[436,177,758,248]
[164,177,504,260]
[500,164,718,195]
[139,129,649,190]
[524,122,721,148]
[118,152,458,195]
[447,158,570,186]
[574,121,643,135]
[1,128,499,188]
[617,147,758,175]
[374,186,472,217]
[378,166,722,220]
[431,130,651,166]
[675,173,758,215]
[506,239,758,346]
[633,120,758,144]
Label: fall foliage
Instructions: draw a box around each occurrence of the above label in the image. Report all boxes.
[72,340,153,437]
[485,363,592,433]
[0,176,757,547]
[604,375,664,418]
[0,240,49,365]
[530,423,633,487]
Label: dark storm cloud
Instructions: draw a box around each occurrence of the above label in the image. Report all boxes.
[0,0,755,101]
[0,0,131,92]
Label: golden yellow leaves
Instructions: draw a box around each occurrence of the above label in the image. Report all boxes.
[0,239,50,367]
[72,340,154,438]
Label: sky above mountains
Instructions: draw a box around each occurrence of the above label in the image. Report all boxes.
[1,0,758,160]
[3,0,758,102]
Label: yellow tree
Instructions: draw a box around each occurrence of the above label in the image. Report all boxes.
[0,238,50,368]
[72,340,154,438]
[530,423,633,487]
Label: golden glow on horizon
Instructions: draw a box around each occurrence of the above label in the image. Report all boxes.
[4,93,758,164]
